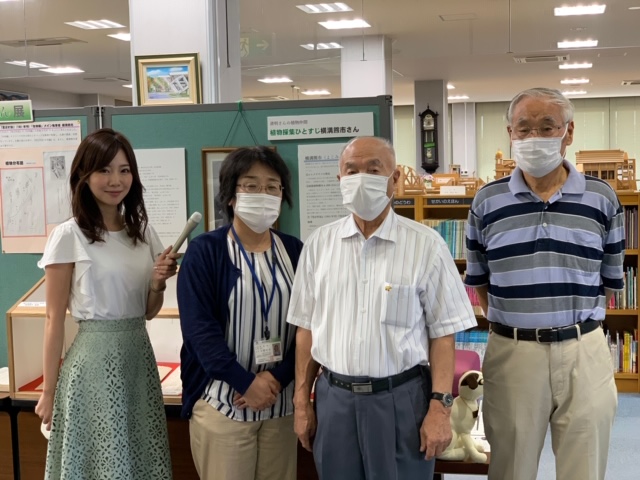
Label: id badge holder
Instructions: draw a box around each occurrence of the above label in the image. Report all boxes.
[254,338,283,365]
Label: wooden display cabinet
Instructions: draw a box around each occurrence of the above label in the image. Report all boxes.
[6,276,183,403]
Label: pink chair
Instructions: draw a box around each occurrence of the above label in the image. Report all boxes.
[453,350,481,397]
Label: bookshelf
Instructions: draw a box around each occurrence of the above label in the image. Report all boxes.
[394,192,640,393]
[609,192,639,392]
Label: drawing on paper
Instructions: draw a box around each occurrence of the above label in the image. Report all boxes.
[1,167,46,237]
[43,151,73,224]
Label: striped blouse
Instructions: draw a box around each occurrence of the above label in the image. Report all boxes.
[203,234,296,421]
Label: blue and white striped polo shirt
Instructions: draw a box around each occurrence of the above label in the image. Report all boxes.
[465,160,625,328]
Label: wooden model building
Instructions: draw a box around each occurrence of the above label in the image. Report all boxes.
[395,164,427,195]
[395,164,486,196]
[494,149,516,180]
[575,149,637,192]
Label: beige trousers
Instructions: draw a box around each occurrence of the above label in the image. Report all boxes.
[483,327,617,480]
[189,399,297,480]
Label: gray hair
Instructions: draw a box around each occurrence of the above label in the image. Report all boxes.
[507,88,575,124]
[340,136,397,167]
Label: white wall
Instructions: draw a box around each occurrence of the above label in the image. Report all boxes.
[396,96,640,184]
[0,82,83,109]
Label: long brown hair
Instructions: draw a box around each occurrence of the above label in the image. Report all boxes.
[69,128,148,244]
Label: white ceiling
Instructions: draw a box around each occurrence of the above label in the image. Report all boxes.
[0,0,639,106]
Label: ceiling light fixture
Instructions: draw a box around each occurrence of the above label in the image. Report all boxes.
[108,33,131,41]
[559,62,593,69]
[297,3,353,13]
[258,77,293,83]
[5,60,50,68]
[65,19,125,30]
[39,66,84,74]
[448,95,469,100]
[447,84,455,89]
[558,39,598,48]
[301,42,343,50]
[123,84,133,89]
[561,78,590,84]
[629,6,640,10]
[319,19,370,29]
[302,89,331,95]
[554,5,606,16]
[562,90,587,95]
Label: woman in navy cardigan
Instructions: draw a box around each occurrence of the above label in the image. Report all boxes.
[178,147,303,480]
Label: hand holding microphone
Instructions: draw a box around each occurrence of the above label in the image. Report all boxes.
[151,212,202,287]
[171,211,202,254]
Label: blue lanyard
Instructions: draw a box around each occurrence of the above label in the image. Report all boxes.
[231,226,278,340]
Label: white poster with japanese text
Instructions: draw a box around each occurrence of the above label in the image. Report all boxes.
[269,112,374,141]
[298,143,348,240]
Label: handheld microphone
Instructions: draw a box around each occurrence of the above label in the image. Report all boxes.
[171,212,202,254]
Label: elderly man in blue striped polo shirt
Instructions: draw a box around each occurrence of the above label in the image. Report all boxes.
[465,87,624,480]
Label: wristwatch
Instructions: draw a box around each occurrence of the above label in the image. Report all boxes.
[430,392,454,408]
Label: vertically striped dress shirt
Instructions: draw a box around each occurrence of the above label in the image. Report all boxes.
[203,235,296,421]
[287,211,477,377]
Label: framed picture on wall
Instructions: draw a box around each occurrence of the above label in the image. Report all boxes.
[202,148,236,231]
[202,147,278,232]
[135,53,202,106]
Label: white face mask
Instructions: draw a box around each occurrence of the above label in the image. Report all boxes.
[233,193,281,233]
[512,125,568,178]
[340,173,392,221]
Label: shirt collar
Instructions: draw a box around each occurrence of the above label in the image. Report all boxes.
[339,209,398,243]
[508,160,586,196]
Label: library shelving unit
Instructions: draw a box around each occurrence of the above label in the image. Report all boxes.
[395,192,640,393]
[6,276,183,404]
[609,192,639,393]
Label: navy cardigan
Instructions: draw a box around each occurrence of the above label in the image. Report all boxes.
[177,224,303,419]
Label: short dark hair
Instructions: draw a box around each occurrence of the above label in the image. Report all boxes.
[217,147,293,222]
[69,128,148,244]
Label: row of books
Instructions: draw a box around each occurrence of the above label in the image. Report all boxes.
[421,219,467,260]
[606,330,638,374]
[608,266,637,310]
[624,206,638,250]
[455,329,489,364]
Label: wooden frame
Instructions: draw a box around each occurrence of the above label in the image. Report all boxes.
[135,53,201,106]
[201,146,279,232]
[202,148,237,232]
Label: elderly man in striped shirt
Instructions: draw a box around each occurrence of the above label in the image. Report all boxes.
[287,136,477,480]
[465,87,624,480]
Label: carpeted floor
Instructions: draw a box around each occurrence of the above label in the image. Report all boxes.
[449,393,640,480]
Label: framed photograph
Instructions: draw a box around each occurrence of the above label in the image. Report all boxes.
[135,53,201,106]
[202,148,237,231]
[202,147,278,232]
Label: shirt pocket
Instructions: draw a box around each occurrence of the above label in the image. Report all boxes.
[381,283,421,328]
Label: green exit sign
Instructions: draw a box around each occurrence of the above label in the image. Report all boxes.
[240,33,273,58]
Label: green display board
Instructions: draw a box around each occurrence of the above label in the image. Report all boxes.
[0,97,392,367]
[104,96,392,237]
[0,107,97,367]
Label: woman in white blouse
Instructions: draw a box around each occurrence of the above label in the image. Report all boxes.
[35,128,180,480]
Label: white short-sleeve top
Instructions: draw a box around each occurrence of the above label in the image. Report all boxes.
[37,218,164,321]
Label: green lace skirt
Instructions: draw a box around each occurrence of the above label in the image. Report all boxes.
[45,317,173,480]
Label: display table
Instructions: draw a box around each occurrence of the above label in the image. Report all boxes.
[434,454,490,478]
[0,393,15,480]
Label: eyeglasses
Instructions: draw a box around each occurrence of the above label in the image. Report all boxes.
[510,123,566,140]
[237,182,283,196]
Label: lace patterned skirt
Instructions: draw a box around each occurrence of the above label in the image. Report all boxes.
[45,317,173,480]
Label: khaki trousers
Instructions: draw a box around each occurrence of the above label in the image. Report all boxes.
[483,327,617,480]
[189,399,297,480]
